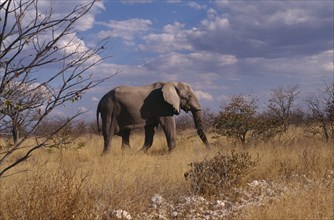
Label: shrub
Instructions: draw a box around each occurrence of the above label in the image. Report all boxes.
[251,112,285,141]
[184,150,257,196]
[214,95,257,144]
[35,117,83,152]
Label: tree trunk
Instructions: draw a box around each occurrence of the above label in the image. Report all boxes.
[12,126,19,145]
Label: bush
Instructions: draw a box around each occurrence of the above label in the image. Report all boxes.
[251,112,285,141]
[214,95,257,144]
[184,150,257,196]
[34,117,87,152]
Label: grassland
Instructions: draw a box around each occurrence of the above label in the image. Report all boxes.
[0,128,333,219]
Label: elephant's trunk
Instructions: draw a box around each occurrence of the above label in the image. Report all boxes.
[192,110,210,148]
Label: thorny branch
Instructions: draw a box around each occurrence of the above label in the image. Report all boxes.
[0,0,113,177]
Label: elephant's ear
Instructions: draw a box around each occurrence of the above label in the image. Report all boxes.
[162,83,180,114]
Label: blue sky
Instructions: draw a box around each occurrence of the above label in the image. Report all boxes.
[55,0,333,119]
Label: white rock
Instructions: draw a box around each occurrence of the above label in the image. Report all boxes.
[151,194,164,208]
[214,200,225,209]
[113,209,132,220]
[248,180,259,187]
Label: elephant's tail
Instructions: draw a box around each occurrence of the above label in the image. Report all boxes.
[96,103,101,135]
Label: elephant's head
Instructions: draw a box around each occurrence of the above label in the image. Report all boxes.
[161,82,210,148]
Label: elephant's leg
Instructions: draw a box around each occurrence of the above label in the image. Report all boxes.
[121,129,131,150]
[102,115,113,154]
[159,116,176,151]
[140,125,156,153]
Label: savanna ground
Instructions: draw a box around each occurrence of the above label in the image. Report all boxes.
[0,127,333,220]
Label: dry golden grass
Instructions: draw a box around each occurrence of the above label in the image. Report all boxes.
[240,184,334,220]
[0,128,333,219]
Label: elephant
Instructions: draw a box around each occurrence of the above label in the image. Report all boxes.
[96,81,210,154]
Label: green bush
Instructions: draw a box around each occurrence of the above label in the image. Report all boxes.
[184,150,257,196]
[213,95,257,144]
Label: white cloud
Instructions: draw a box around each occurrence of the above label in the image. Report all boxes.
[144,51,237,74]
[39,0,105,31]
[50,108,67,117]
[189,52,237,66]
[195,90,213,101]
[120,0,153,4]
[97,19,152,45]
[1,0,104,78]
[270,8,310,25]
[78,107,88,113]
[320,50,334,72]
[137,51,238,93]
[239,49,333,82]
[323,62,333,72]
[138,10,230,53]
[72,0,105,31]
[190,1,333,58]
[91,97,99,102]
[3,0,103,41]
[188,2,207,10]
[200,16,229,31]
[139,22,193,52]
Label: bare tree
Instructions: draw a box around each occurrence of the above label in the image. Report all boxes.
[0,82,49,144]
[267,85,300,131]
[252,110,285,141]
[0,0,112,177]
[305,84,334,143]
